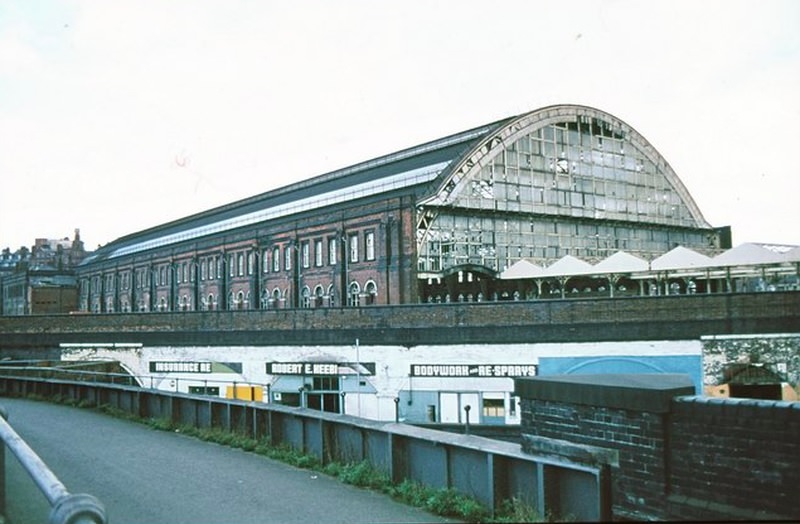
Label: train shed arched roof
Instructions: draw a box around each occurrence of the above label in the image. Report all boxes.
[420,104,711,230]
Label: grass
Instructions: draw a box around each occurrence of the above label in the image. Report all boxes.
[20,393,545,522]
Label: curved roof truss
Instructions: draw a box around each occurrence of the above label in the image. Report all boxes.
[419,104,710,228]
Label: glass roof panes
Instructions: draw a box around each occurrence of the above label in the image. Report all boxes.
[109,160,451,259]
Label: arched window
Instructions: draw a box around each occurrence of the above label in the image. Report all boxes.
[159,296,167,311]
[364,280,377,305]
[348,282,360,307]
[244,291,251,309]
[327,284,336,307]
[272,288,282,309]
[301,286,311,308]
[314,285,324,308]
[207,294,215,311]
[260,290,269,309]
[237,290,245,310]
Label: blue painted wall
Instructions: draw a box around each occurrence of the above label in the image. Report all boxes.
[538,355,703,394]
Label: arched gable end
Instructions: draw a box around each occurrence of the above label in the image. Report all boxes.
[421,105,710,229]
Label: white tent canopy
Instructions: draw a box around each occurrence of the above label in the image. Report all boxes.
[650,246,712,272]
[499,259,544,279]
[712,242,787,267]
[539,255,595,278]
[591,251,649,274]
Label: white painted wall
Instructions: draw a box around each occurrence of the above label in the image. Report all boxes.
[61,340,702,423]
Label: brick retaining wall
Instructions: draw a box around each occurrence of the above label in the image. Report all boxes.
[516,374,800,521]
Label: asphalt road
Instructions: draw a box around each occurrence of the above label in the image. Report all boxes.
[2,398,457,524]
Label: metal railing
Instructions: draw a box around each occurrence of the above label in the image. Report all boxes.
[0,364,269,401]
[0,405,107,524]
[0,374,614,521]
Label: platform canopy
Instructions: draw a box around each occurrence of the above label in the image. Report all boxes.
[539,255,595,278]
[650,246,712,272]
[500,259,545,279]
[591,251,649,275]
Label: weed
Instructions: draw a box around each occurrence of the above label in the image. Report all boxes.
[336,461,389,490]
[17,393,545,523]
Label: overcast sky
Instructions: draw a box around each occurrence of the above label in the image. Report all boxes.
[1,0,798,252]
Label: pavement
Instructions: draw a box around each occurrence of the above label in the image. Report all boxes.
[2,397,458,524]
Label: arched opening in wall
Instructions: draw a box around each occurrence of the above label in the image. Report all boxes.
[159,296,167,312]
[314,285,324,308]
[244,291,250,310]
[180,295,189,311]
[718,363,787,400]
[301,286,311,308]
[236,291,245,310]
[364,280,377,305]
[348,282,361,307]
[207,294,215,311]
[260,290,269,309]
[423,264,496,304]
[327,284,336,307]
[272,288,281,309]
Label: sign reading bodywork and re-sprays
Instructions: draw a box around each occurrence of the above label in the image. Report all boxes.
[410,364,538,378]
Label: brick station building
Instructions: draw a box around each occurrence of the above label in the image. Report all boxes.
[77,104,730,313]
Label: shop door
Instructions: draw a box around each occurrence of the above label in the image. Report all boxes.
[307,392,341,413]
[306,376,341,413]
[440,393,459,423]
[440,392,480,423]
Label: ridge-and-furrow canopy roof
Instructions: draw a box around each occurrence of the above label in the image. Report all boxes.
[500,243,800,280]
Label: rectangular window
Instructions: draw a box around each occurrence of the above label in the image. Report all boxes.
[301,241,310,268]
[247,253,254,275]
[482,397,505,418]
[314,239,323,267]
[285,245,292,271]
[229,255,235,277]
[328,238,337,265]
[365,231,375,261]
[237,253,244,276]
[263,250,269,273]
[273,247,281,272]
[349,234,359,263]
